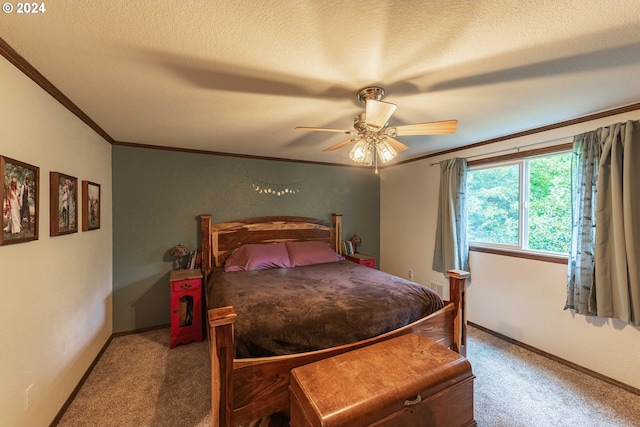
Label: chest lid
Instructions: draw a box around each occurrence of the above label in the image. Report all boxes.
[290,332,472,427]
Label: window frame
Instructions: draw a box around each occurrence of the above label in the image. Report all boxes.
[467,142,572,264]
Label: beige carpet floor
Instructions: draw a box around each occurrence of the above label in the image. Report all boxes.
[56,326,640,427]
[468,327,640,427]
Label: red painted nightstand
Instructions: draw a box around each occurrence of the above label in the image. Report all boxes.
[169,269,203,348]
[344,253,376,269]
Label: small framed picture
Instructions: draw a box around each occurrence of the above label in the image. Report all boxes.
[1,155,39,245]
[50,172,78,236]
[82,181,100,231]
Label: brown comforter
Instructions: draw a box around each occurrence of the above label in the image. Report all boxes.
[208,260,444,358]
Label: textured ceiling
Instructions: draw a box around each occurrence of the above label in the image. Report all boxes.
[2,0,640,166]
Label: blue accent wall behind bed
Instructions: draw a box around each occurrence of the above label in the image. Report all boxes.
[112,145,380,333]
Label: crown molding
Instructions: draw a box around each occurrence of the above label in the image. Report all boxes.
[111,140,363,169]
[390,101,640,168]
[0,36,114,144]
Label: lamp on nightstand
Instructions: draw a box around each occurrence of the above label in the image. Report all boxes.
[170,243,189,269]
[350,234,362,253]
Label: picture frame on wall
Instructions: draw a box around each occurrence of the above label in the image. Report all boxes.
[1,155,39,246]
[50,172,78,236]
[82,181,100,231]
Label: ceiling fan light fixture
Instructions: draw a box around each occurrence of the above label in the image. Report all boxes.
[295,86,457,172]
[349,139,373,165]
[376,139,397,163]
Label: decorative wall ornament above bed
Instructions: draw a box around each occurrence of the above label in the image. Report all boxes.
[251,178,302,196]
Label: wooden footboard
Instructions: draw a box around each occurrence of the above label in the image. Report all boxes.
[208,270,469,427]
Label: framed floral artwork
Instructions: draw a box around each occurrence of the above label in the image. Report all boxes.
[82,181,100,231]
[50,172,78,236]
[1,155,39,245]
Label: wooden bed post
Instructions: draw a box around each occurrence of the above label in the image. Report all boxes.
[447,270,470,357]
[332,213,342,254]
[209,307,237,427]
[201,214,213,275]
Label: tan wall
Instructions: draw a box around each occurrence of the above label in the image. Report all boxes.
[0,57,113,426]
[380,109,640,389]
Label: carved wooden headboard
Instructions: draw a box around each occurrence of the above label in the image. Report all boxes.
[200,214,343,277]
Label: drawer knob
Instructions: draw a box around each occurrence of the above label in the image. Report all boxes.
[404,395,422,407]
[180,284,191,290]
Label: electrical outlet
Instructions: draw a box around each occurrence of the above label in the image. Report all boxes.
[24,384,33,410]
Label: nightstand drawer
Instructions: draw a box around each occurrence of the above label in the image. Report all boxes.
[360,258,376,268]
[171,278,200,292]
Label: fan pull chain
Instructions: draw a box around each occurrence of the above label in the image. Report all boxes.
[374,145,379,174]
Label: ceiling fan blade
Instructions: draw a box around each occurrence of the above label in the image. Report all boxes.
[365,99,397,129]
[323,138,356,152]
[295,126,353,134]
[392,120,458,136]
[384,137,409,153]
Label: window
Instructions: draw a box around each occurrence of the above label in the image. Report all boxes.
[467,149,572,256]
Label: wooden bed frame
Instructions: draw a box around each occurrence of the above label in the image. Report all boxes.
[200,213,469,427]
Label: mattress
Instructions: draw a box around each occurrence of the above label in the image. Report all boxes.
[208,260,444,358]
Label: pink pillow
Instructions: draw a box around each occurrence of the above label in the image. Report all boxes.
[224,243,292,272]
[285,241,343,267]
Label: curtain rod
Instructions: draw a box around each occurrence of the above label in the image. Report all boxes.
[428,135,573,166]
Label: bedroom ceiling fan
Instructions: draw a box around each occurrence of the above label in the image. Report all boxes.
[296,86,458,172]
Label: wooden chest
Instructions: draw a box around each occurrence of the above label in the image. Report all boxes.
[289,332,475,427]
